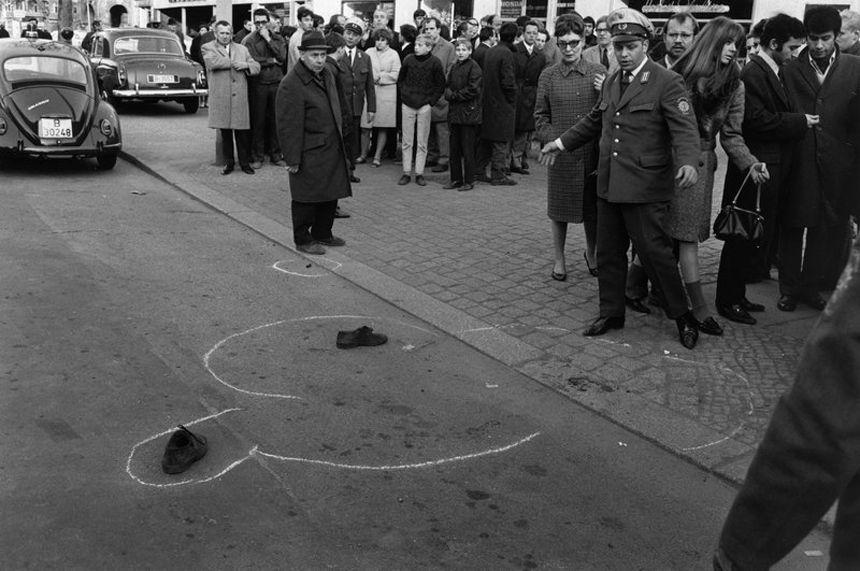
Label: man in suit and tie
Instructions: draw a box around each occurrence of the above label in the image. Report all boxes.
[715,14,812,325]
[341,19,376,181]
[583,16,618,75]
[511,20,547,175]
[540,8,702,349]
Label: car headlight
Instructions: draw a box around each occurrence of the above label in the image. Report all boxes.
[0,117,6,135]
[118,64,127,86]
[100,119,113,137]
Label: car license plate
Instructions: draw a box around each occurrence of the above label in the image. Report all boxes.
[148,74,178,84]
[39,118,72,139]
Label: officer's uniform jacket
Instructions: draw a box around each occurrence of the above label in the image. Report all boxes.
[559,57,700,203]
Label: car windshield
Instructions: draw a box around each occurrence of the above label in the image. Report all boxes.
[3,55,88,86]
[114,36,184,56]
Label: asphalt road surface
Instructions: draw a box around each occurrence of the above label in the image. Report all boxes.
[0,140,831,569]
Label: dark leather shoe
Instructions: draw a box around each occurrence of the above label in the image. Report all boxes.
[583,316,625,336]
[415,175,427,186]
[739,298,765,312]
[162,425,207,474]
[777,295,797,312]
[397,174,410,185]
[717,304,756,325]
[625,296,651,314]
[350,175,361,183]
[316,235,346,247]
[802,292,827,310]
[241,164,255,175]
[221,163,234,175]
[510,166,530,175]
[676,313,699,349]
[695,316,724,336]
[337,326,388,349]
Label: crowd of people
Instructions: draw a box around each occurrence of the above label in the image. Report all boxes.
[194,5,859,350]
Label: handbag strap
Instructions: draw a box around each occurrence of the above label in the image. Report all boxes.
[729,168,762,213]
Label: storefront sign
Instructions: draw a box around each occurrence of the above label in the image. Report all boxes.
[500,0,522,19]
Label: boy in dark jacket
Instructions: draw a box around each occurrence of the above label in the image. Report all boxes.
[444,39,483,190]
[396,35,446,186]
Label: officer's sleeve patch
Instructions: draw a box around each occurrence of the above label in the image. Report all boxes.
[677,97,691,115]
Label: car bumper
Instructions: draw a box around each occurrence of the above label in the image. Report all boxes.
[12,141,122,156]
[112,87,207,98]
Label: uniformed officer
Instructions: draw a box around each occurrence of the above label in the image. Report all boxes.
[540,8,702,349]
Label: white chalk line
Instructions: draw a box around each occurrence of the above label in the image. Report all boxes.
[128,409,541,486]
[253,431,542,470]
[272,259,341,278]
[126,408,247,488]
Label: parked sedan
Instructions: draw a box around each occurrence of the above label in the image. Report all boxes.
[0,38,122,169]
[89,28,206,114]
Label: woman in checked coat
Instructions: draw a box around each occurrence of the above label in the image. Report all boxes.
[534,17,605,281]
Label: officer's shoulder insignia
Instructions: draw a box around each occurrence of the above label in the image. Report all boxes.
[641,71,650,83]
[677,97,691,115]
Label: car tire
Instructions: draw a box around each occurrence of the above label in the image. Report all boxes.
[183,98,199,114]
[97,152,118,170]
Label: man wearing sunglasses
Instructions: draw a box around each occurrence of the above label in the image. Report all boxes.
[243,8,287,169]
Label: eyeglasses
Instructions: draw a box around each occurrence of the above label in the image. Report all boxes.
[557,39,582,50]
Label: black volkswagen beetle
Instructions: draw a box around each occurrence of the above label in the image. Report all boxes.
[0,38,122,169]
[88,28,206,114]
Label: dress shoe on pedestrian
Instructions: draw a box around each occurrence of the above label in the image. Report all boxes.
[415,175,427,186]
[717,303,756,325]
[491,177,517,186]
[510,166,530,175]
[250,160,263,169]
[625,296,651,314]
[350,175,361,183]
[431,163,449,173]
[334,207,351,219]
[777,295,798,312]
[583,315,625,336]
[443,181,463,189]
[316,235,346,247]
[397,174,411,185]
[241,164,255,175]
[336,325,388,349]
[739,298,765,312]
[551,270,567,281]
[475,174,492,183]
[458,183,474,191]
[676,313,699,349]
[221,163,234,175]
[801,292,827,310]
[161,425,208,474]
[695,316,724,336]
[296,242,326,255]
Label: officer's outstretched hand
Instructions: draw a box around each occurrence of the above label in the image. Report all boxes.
[676,165,698,188]
[539,141,562,166]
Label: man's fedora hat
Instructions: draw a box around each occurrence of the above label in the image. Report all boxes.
[299,31,329,51]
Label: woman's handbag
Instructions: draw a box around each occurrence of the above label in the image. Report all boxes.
[713,169,764,243]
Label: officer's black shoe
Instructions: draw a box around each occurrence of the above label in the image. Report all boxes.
[162,425,208,474]
[717,303,756,325]
[739,298,765,312]
[583,316,625,336]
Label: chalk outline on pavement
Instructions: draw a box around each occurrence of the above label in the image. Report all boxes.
[129,316,540,487]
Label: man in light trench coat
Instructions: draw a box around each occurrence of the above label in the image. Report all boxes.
[203,20,261,175]
[277,31,352,256]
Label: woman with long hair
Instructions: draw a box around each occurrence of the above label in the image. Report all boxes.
[667,16,769,334]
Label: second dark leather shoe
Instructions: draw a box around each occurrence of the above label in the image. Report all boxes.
[739,298,765,312]
[241,164,255,175]
[696,316,724,336]
[802,292,827,310]
[777,295,798,312]
[583,316,625,336]
[221,163,234,175]
[625,296,651,314]
[717,304,756,325]
[676,313,699,349]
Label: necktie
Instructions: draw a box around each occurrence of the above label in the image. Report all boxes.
[620,71,632,94]
[601,47,609,69]
[349,48,355,66]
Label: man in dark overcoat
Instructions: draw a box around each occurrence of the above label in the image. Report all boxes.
[779,6,860,311]
[511,19,546,175]
[276,31,352,256]
[475,22,518,186]
[540,8,702,349]
[715,14,812,325]
[341,19,376,174]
